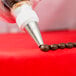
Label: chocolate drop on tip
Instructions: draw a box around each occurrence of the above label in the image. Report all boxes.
[50,44,58,50]
[58,43,66,49]
[66,42,74,48]
[39,44,50,52]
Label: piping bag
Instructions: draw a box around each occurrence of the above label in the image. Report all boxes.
[0,0,44,46]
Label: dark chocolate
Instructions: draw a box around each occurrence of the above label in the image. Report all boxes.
[39,44,50,52]
[39,42,76,51]
[58,43,66,49]
[73,42,76,47]
[66,42,74,48]
[50,44,58,50]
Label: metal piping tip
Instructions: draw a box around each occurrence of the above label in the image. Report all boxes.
[24,21,44,46]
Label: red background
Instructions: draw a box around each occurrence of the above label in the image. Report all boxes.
[0,30,76,76]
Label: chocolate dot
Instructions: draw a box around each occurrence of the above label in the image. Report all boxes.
[39,44,50,52]
[66,42,74,48]
[58,43,66,49]
[73,42,76,47]
[50,44,58,50]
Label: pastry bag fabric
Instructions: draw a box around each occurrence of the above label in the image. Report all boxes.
[0,0,15,23]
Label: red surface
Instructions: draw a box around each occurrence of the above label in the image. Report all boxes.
[0,30,76,76]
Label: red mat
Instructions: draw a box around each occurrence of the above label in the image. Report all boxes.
[0,30,76,76]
